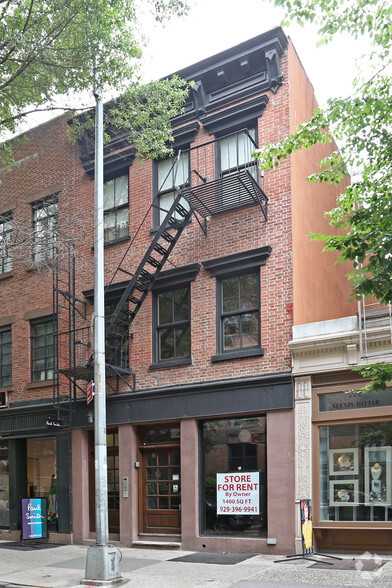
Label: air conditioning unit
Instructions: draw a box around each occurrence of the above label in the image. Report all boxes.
[0,391,9,408]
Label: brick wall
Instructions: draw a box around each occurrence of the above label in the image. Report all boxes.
[0,44,345,403]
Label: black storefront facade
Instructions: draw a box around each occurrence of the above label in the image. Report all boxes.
[70,372,295,554]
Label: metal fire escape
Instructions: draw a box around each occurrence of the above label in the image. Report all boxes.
[53,129,268,419]
[52,233,87,424]
[358,297,392,360]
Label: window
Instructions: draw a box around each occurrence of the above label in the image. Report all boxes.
[202,416,267,537]
[156,152,190,224]
[0,441,9,527]
[155,287,191,364]
[319,421,392,522]
[0,213,13,274]
[107,431,119,513]
[218,272,260,353]
[203,247,270,362]
[228,443,258,471]
[32,195,58,263]
[0,327,11,387]
[219,129,257,178]
[103,174,129,243]
[105,298,129,369]
[31,317,56,382]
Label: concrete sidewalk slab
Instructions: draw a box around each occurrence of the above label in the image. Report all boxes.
[0,542,392,588]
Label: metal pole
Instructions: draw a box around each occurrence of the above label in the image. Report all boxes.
[93,87,109,546]
[83,88,122,585]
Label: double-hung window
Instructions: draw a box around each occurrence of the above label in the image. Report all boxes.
[219,129,257,178]
[31,317,56,382]
[156,153,190,224]
[105,297,129,369]
[155,287,191,364]
[103,174,129,243]
[0,327,12,387]
[32,195,58,263]
[203,247,271,362]
[0,213,13,274]
[219,272,260,352]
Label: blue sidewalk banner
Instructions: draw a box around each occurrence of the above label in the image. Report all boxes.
[21,497,48,541]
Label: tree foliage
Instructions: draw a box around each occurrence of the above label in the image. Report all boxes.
[0,0,190,157]
[254,0,392,392]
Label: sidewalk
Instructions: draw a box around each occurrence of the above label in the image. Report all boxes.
[0,541,391,588]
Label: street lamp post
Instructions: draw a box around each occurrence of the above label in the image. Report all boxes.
[82,88,123,586]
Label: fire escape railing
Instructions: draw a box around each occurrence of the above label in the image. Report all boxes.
[54,129,268,400]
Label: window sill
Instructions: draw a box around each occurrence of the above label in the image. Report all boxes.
[26,260,55,273]
[104,235,131,248]
[149,357,192,371]
[26,380,54,389]
[0,271,13,281]
[211,348,264,362]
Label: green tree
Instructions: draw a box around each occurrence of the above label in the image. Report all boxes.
[0,0,190,158]
[254,0,392,392]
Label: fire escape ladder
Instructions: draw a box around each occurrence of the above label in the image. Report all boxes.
[53,239,87,425]
[104,190,193,368]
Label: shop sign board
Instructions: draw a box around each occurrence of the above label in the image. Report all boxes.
[46,416,62,429]
[300,499,313,552]
[216,472,259,514]
[21,497,48,541]
[319,389,392,412]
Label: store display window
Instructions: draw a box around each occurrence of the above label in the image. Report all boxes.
[319,422,392,522]
[202,415,267,537]
[0,441,9,527]
[27,437,57,521]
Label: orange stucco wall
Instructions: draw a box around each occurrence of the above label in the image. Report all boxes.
[288,41,357,325]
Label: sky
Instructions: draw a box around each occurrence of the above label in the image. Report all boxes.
[139,0,365,108]
[14,0,368,134]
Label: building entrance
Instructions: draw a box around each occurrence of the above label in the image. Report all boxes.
[139,425,181,535]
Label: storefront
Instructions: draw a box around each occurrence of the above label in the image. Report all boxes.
[0,405,71,540]
[71,372,295,554]
[312,380,392,551]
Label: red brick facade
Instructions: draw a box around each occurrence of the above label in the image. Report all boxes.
[0,28,355,551]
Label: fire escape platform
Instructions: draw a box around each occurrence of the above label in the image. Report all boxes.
[59,364,134,382]
[182,170,268,220]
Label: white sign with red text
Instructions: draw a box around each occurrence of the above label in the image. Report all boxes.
[216,472,260,515]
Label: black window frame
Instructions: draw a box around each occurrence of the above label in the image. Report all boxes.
[149,264,200,370]
[104,295,130,369]
[216,127,258,179]
[31,195,58,264]
[153,151,191,228]
[202,247,271,362]
[0,326,12,388]
[217,271,261,356]
[0,212,13,274]
[151,285,192,368]
[30,316,57,382]
[103,173,130,245]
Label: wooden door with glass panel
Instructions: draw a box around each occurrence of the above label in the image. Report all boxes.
[139,425,181,534]
[89,429,119,534]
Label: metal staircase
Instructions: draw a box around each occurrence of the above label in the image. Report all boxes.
[53,234,87,424]
[53,128,269,407]
[103,190,192,369]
